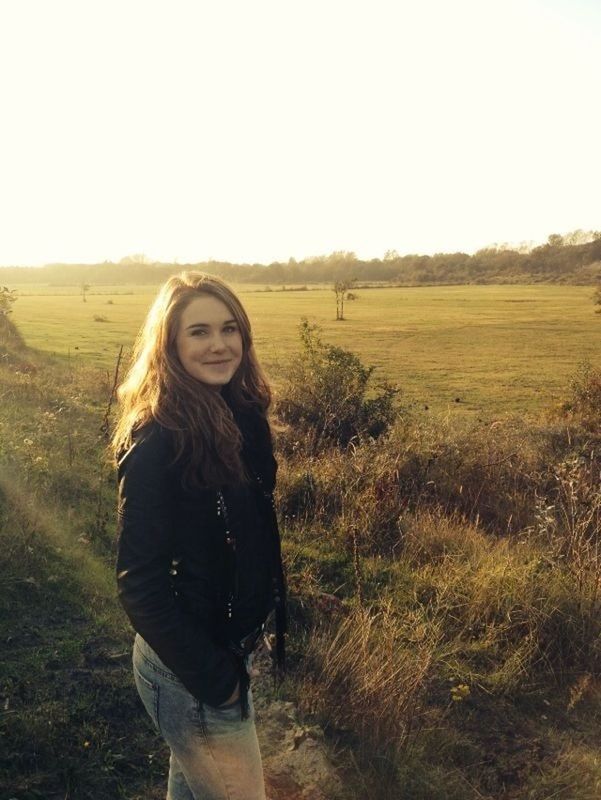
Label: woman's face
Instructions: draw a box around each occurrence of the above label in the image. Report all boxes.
[175,293,244,389]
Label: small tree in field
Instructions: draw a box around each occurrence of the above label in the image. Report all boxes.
[333,279,357,320]
[81,283,91,303]
[593,284,601,314]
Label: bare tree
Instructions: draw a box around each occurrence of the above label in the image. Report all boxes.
[333,279,357,320]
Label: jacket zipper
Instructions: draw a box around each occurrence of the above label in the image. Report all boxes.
[216,490,238,619]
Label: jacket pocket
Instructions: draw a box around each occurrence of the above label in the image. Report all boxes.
[209,695,241,711]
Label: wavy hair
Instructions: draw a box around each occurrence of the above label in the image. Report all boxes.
[111,272,271,488]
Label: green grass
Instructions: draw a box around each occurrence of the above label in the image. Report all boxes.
[0,472,170,800]
[0,342,171,799]
[10,283,601,415]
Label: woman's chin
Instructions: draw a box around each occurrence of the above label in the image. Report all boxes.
[196,373,233,390]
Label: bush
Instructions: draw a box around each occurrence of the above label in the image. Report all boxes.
[276,319,400,453]
[0,286,26,351]
[559,361,601,432]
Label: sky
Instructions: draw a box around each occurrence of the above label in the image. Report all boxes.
[0,0,599,266]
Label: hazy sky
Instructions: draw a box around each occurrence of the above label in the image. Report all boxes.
[0,0,599,266]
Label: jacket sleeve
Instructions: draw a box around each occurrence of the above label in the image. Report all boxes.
[115,422,240,707]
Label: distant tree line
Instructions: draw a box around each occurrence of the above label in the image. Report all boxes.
[1,230,600,287]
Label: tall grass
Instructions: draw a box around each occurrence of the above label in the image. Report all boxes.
[272,330,601,797]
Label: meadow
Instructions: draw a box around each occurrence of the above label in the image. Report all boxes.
[10,283,601,416]
[3,281,601,799]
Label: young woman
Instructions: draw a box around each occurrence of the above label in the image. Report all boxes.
[112,272,287,800]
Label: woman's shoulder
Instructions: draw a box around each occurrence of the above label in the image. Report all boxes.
[132,416,172,442]
[117,417,175,468]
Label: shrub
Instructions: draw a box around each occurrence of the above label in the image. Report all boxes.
[276,319,400,453]
[559,361,601,432]
[0,286,26,351]
[527,454,601,619]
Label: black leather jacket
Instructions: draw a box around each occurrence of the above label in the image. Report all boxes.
[115,402,287,715]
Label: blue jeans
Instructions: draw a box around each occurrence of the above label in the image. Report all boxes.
[132,633,266,800]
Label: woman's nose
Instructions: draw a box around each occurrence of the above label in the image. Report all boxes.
[209,334,227,351]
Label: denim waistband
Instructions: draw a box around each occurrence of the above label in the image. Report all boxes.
[133,632,253,676]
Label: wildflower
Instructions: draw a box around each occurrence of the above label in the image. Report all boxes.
[83,741,91,748]
[23,438,33,446]
[450,684,470,702]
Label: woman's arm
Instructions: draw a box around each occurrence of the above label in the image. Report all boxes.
[115,422,240,707]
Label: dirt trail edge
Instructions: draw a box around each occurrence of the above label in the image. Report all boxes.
[250,634,345,800]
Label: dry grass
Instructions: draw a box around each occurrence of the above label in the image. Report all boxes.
[297,600,436,753]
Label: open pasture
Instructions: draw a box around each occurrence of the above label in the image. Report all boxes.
[10,283,600,416]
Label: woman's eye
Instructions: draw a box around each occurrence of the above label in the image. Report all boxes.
[223,325,238,334]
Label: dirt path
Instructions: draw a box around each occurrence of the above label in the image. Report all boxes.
[250,636,345,800]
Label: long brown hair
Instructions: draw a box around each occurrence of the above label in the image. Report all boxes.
[111,272,271,488]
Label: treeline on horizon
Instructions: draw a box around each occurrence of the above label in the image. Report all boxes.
[2,229,601,287]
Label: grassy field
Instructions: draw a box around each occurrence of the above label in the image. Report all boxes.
[3,292,601,798]
[10,283,600,416]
